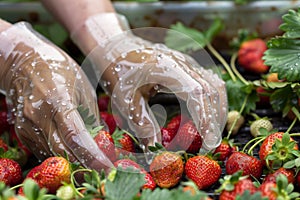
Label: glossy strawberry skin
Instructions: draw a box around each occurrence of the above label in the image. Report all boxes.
[94,130,117,162]
[114,159,156,190]
[0,158,23,186]
[176,120,202,154]
[115,133,135,157]
[258,132,298,166]
[238,38,269,74]
[226,152,263,179]
[263,167,295,184]
[149,151,184,188]
[161,127,176,150]
[25,157,71,194]
[259,181,277,200]
[185,155,221,190]
[166,114,188,132]
[213,140,236,161]
[98,94,110,112]
[219,178,257,200]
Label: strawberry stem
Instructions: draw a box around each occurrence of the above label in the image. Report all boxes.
[230,52,249,85]
[247,137,266,155]
[286,116,297,134]
[71,168,93,198]
[206,43,236,82]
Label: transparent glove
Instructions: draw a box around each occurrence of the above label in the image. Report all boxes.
[0,22,113,172]
[72,13,228,153]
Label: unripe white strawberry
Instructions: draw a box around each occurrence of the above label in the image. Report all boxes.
[226,110,245,135]
[56,185,75,200]
[250,118,273,137]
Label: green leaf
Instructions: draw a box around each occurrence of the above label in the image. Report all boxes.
[283,160,295,169]
[281,132,290,146]
[269,86,297,115]
[280,9,300,38]
[165,22,206,53]
[105,168,145,200]
[264,37,300,82]
[204,18,224,44]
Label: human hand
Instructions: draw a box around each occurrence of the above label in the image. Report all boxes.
[72,13,228,153]
[0,22,113,172]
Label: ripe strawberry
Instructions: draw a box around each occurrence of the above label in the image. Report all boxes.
[238,38,269,74]
[24,156,71,194]
[94,129,117,162]
[0,137,8,152]
[161,127,177,150]
[258,132,298,168]
[100,112,122,134]
[98,93,110,112]
[112,130,135,157]
[114,159,156,190]
[256,86,271,106]
[226,151,263,179]
[259,181,277,200]
[185,155,221,190]
[213,139,237,161]
[218,171,257,200]
[175,120,202,154]
[0,111,10,134]
[166,114,188,132]
[226,110,245,136]
[250,118,273,137]
[0,158,22,186]
[149,151,184,188]
[263,167,295,184]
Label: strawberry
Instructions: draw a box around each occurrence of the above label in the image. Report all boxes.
[56,184,76,200]
[0,158,23,186]
[24,156,71,194]
[263,167,295,184]
[238,38,269,74]
[149,151,184,188]
[218,171,257,200]
[161,127,176,150]
[114,159,156,190]
[112,130,136,157]
[0,137,8,152]
[0,111,10,135]
[166,114,188,132]
[175,120,202,154]
[258,132,298,168]
[226,110,245,136]
[94,129,117,162]
[250,117,273,137]
[213,138,237,161]
[226,151,263,179]
[259,174,299,200]
[266,73,282,82]
[185,155,221,190]
[100,112,122,134]
[256,86,271,106]
[98,93,110,112]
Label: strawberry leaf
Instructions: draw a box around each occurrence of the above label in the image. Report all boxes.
[105,167,145,200]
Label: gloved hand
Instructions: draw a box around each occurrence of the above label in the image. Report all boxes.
[0,22,113,172]
[72,13,228,153]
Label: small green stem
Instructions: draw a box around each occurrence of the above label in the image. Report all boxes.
[247,137,266,155]
[207,43,236,82]
[286,117,297,134]
[71,168,93,198]
[242,136,264,153]
[230,52,249,85]
[226,94,249,139]
[289,133,300,137]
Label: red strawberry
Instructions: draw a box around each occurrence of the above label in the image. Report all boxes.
[98,93,110,112]
[166,114,188,132]
[213,139,237,161]
[0,111,10,134]
[112,130,135,157]
[238,38,269,74]
[226,151,263,179]
[0,158,22,186]
[24,156,71,194]
[161,127,176,150]
[149,151,184,188]
[259,181,277,200]
[218,171,257,200]
[94,129,117,162]
[256,86,271,106]
[185,155,221,190]
[263,167,295,184]
[114,159,156,190]
[176,120,202,154]
[258,132,298,167]
[0,95,7,111]
[100,112,122,134]
[0,137,8,152]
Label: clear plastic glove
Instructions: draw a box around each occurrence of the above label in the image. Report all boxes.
[0,22,113,172]
[72,13,228,153]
